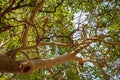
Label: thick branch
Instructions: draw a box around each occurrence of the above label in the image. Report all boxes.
[19,40,92,73]
[0,39,92,74]
[0,55,20,73]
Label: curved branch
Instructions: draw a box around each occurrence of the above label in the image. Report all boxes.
[0,0,15,18]
[86,37,120,46]
[21,0,46,46]
[0,25,13,33]
[30,0,46,22]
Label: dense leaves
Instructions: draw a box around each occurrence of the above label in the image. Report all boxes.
[0,0,120,80]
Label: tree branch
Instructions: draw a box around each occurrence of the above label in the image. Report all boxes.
[0,0,15,18]
[0,37,92,74]
[21,0,46,47]
[5,0,46,58]
[30,0,46,22]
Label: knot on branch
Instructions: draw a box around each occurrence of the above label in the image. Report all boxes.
[19,61,35,74]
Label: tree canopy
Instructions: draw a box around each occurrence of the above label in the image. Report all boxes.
[0,0,120,80]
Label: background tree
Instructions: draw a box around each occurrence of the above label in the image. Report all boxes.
[0,0,120,80]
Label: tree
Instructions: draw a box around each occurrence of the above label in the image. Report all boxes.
[0,0,120,79]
